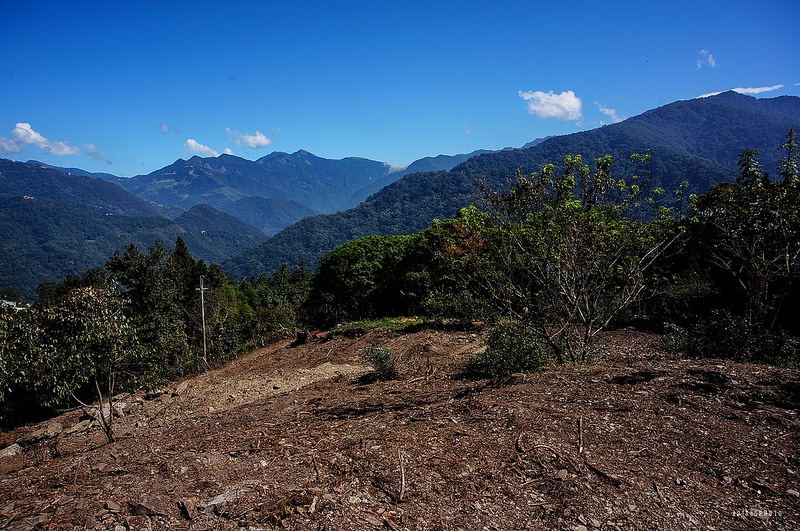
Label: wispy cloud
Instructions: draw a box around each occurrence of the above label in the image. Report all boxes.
[595,102,623,124]
[385,162,408,174]
[84,144,104,160]
[3,123,80,155]
[0,135,22,154]
[697,49,717,69]
[698,84,785,98]
[226,128,272,149]
[519,90,582,121]
[184,139,219,157]
[732,84,784,95]
[154,123,181,134]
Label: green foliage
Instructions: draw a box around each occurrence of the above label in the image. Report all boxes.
[660,312,799,366]
[359,344,398,381]
[691,133,800,334]
[231,264,311,348]
[0,288,23,303]
[0,284,151,439]
[454,155,685,362]
[470,319,552,379]
[306,234,435,326]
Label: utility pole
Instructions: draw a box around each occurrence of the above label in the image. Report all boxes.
[197,275,209,368]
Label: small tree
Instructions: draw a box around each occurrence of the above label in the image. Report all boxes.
[453,154,685,363]
[6,286,149,442]
[359,344,398,380]
[693,132,800,335]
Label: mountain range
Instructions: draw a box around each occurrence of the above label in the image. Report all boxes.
[223,91,800,277]
[2,91,799,299]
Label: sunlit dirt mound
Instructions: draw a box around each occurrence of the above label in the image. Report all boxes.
[1,327,798,530]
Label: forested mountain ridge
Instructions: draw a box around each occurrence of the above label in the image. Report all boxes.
[2,92,798,296]
[0,195,266,300]
[113,149,489,229]
[0,150,487,298]
[225,92,800,278]
[0,158,268,299]
[0,159,161,217]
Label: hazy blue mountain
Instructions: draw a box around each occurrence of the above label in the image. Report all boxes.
[114,151,397,216]
[25,160,120,182]
[224,92,800,278]
[32,148,492,236]
[215,196,317,236]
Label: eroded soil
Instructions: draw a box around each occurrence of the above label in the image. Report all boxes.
[1,326,799,530]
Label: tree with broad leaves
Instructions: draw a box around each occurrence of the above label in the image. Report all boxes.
[445,153,686,363]
[1,284,148,442]
[693,130,800,334]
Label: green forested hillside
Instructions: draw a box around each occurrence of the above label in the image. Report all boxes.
[0,159,161,217]
[0,198,266,300]
[224,171,467,277]
[225,92,800,277]
[215,196,317,236]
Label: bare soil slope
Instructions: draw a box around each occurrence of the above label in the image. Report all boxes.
[1,327,798,530]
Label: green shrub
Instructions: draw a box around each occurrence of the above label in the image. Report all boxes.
[470,319,552,379]
[660,311,800,366]
[359,344,398,380]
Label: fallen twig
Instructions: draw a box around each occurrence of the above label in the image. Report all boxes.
[515,431,526,453]
[653,481,666,504]
[532,443,582,474]
[398,448,406,501]
[312,454,321,482]
[583,458,622,487]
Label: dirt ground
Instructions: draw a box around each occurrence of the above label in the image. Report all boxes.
[0,325,798,530]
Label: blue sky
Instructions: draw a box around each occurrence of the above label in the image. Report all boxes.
[1,0,798,177]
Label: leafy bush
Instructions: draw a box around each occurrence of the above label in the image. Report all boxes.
[470,319,552,379]
[660,311,799,366]
[359,344,398,380]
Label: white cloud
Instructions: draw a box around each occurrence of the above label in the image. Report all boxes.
[595,102,623,124]
[159,124,170,133]
[84,144,104,160]
[226,128,272,149]
[184,139,219,157]
[732,84,784,95]
[10,122,80,155]
[385,162,408,174]
[697,84,785,98]
[519,90,582,121]
[223,147,234,155]
[0,136,22,154]
[697,49,717,69]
